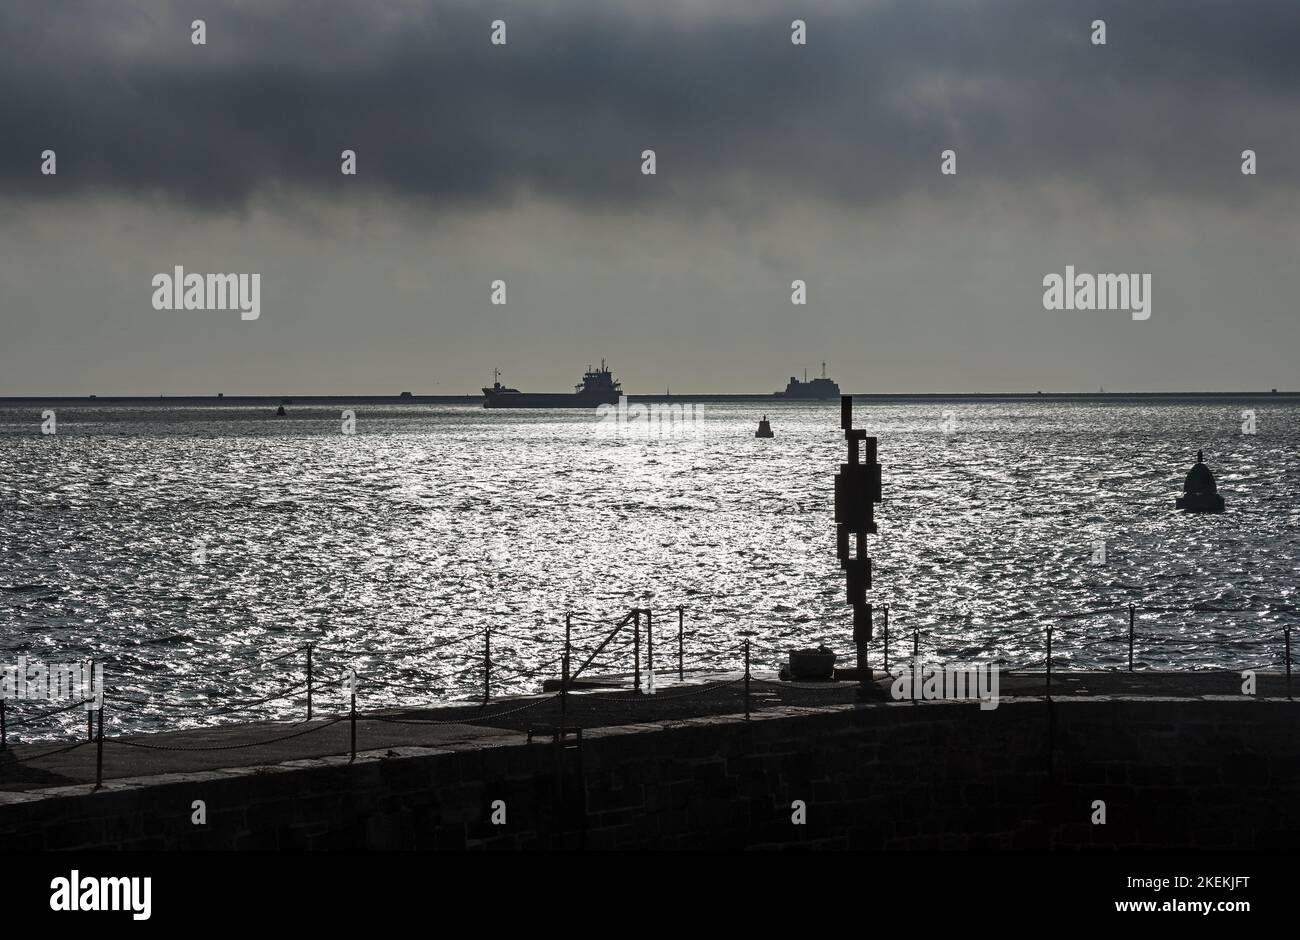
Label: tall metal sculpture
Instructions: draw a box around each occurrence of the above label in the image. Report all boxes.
[834,395,885,699]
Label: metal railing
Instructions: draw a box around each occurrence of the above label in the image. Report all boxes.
[0,604,716,787]
[3,598,1295,790]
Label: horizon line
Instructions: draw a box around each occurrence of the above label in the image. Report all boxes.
[1,389,1297,403]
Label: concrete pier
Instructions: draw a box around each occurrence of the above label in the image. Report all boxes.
[0,671,1296,850]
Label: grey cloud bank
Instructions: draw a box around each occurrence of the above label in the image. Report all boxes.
[3,0,1299,213]
[1,0,1298,395]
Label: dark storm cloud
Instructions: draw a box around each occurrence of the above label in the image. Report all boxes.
[3,0,1299,212]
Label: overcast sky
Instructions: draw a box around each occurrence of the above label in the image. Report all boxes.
[2,0,1298,395]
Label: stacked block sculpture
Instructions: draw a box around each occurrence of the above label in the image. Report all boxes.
[834,395,884,698]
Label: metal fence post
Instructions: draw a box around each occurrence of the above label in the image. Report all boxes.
[646,608,654,682]
[0,698,5,751]
[482,627,491,707]
[1286,627,1292,700]
[882,605,889,673]
[1128,606,1135,672]
[306,643,314,721]
[562,612,571,728]
[87,658,94,742]
[561,652,570,728]
[677,605,684,681]
[912,628,919,703]
[633,610,641,693]
[94,705,104,790]
[1046,626,1053,699]
[349,672,357,763]
[744,638,751,720]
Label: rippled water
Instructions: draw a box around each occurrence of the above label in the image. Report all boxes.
[2,399,1297,738]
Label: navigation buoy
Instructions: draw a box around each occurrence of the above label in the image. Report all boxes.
[756,415,774,438]
[1176,449,1225,512]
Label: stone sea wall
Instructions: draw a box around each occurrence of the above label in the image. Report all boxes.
[1,697,1296,850]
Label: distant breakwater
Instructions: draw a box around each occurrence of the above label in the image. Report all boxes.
[2,391,1299,407]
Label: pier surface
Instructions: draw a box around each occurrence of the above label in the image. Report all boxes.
[0,670,1289,790]
[1,670,1295,850]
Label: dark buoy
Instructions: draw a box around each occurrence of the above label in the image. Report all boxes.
[755,415,774,438]
[275,405,286,417]
[1176,449,1224,512]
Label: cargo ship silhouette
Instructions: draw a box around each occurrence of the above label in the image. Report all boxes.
[777,362,841,399]
[482,361,622,408]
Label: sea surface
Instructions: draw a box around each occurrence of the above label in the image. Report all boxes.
[1,398,1297,738]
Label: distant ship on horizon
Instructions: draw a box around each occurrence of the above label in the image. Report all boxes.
[777,362,841,399]
[482,361,622,408]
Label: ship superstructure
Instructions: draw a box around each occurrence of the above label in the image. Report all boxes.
[778,362,841,399]
[483,361,622,408]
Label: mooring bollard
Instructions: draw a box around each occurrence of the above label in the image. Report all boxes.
[306,643,314,721]
[94,706,104,790]
[482,627,491,707]
[677,605,685,681]
[1128,606,1135,672]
